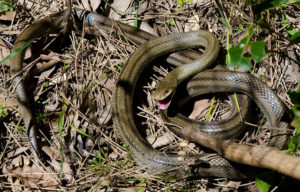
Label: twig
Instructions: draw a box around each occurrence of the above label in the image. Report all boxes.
[183,126,300,180]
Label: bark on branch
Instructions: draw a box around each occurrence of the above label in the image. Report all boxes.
[183,126,300,180]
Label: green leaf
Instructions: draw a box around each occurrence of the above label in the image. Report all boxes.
[43,82,49,87]
[289,92,300,106]
[287,0,300,4]
[291,133,300,147]
[1,109,8,117]
[239,37,249,48]
[290,31,300,44]
[134,0,139,28]
[295,119,300,128]
[288,85,300,106]
[69,122,92,138]
[228,45,251,71]
[281,14,296,35]
[18,125,24,132]
[178,0,184,5]
[251,41,267,62]
[254,0,289,14]
[177,0,193,6]
[178,0,192,6]
[0,38,35,66]
[256,171,275,192]
[287,141,296,151]
[228,46,243,68]
[168,18,175,26]
[240,57,252,71]
[286,25,296,35]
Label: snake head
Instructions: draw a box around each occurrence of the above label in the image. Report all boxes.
[153,76,177,110]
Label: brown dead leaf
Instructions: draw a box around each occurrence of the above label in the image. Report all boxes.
[223,181,242,192]
[35,65,56,100]
[24,45,32,60]
[286,49,300,87]
[2,30,22,35]
[188,99,210,119]
[0,88,18,106]
[18,0,34,10]
[7,147,29,159]
[185,15,200,32]
[41,146,74,182]
[139,22,158,36]
[0,11,15,21]
[109,0,132,20]
[0,97,18,106]
[147,132,175,148]
[80,0,101,11]
[0,38,12,66]
[35,53,61,74]
[109,150,120,160]
[3,163,60,189]
[50,157,74,183]
[98,102,112,125]
[137,1,149,14]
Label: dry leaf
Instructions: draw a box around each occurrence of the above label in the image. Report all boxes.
[223,181,242,192]
[0,88,18,106]
[109,0,132,20]
[188,99,210,119]
[19,0,34,10]
[7,147,29,159]
[147,132,175,148]
[0,38,11,66]
[3,164,60,189]
[140,22,158,36]
[0,11,15,21]
[80,0,101,11]
[137,1,149,14]
[185,15,200,32]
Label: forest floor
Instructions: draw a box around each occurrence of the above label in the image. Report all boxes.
[0,0,299,191]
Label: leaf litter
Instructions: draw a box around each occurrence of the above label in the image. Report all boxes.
[0,0,299,191]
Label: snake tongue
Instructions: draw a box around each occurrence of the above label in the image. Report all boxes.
[158,97,171,109]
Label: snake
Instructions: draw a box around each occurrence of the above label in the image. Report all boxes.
[10,9,289,178]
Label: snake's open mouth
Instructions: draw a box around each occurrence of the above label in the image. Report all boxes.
[157,95,172,109]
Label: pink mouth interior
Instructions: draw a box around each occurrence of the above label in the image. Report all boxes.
[158,97,171,109]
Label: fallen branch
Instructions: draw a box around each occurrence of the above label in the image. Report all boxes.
[183,126,300,180]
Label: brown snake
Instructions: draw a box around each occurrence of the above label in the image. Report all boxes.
[10,9,289,178]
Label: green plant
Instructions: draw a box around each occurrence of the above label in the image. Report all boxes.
[168,0,193,25]
[285,85,300,155]
[58,101,66,178]
[88,143,130,176]
[254,0,300,45]
[0,39,35,66]
[68,122,92,138]
[35,100,46,123]
[0,104,8,117]
[256,171,275,192]
[0,0,16,13]
[226,25,267,71]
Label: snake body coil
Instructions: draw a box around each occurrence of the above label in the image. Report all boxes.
[11,9,288,178]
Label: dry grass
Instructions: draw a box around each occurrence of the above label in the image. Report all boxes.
[0,0,299,191]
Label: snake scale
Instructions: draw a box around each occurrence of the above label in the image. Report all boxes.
[10,9,288,179]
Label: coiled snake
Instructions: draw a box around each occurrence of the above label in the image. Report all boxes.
[10,9,289,179]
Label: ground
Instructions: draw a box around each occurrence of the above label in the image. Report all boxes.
[0,0,299,191]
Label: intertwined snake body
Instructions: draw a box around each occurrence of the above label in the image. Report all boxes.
[10,9,288,178]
